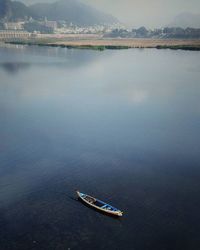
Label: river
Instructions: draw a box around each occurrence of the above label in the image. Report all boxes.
[0,45,200,250]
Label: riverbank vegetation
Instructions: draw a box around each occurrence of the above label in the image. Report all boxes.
[6,38,200,51]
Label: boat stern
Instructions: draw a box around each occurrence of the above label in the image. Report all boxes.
[117,211,123,217]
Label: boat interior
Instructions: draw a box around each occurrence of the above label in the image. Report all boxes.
[78,192,119,212]
[84,195,117,211]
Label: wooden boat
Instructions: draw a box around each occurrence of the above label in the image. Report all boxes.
[76,190,123,217]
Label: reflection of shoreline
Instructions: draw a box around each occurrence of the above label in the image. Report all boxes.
[0,62,30,74]
[5,38,200,51]
[0,45,107,73]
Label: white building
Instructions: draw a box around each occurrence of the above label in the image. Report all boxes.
[4,22,24,30]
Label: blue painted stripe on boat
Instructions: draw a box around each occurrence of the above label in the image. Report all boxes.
[81,193,119,211]
[96,199,119,210]
[80,193,86,198]
[96,199,106,205]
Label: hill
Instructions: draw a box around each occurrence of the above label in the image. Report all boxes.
[0,0,118,25]
[29,0,117,25]
[0,0,32,20]
[169,12,200,28]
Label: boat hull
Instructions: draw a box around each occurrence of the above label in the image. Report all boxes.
[76,191,123,217]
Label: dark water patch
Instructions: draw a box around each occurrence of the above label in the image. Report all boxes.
[0,46,200,249]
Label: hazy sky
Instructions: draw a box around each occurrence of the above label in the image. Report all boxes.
[24,0,200,27]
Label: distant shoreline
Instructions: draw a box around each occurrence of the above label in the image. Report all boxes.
[4,37,200,51]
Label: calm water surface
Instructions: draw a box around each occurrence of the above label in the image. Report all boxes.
[0,45,200,250]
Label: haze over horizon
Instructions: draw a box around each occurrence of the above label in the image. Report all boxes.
[21,0,200,28]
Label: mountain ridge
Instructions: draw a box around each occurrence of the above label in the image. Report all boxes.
[0,0,118,26]
[169,12,200,28]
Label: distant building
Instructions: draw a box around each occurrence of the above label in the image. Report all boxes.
[45,21,57,30]
[4,22,24,30]
[0,30,31,40]
[43,18,57,31]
